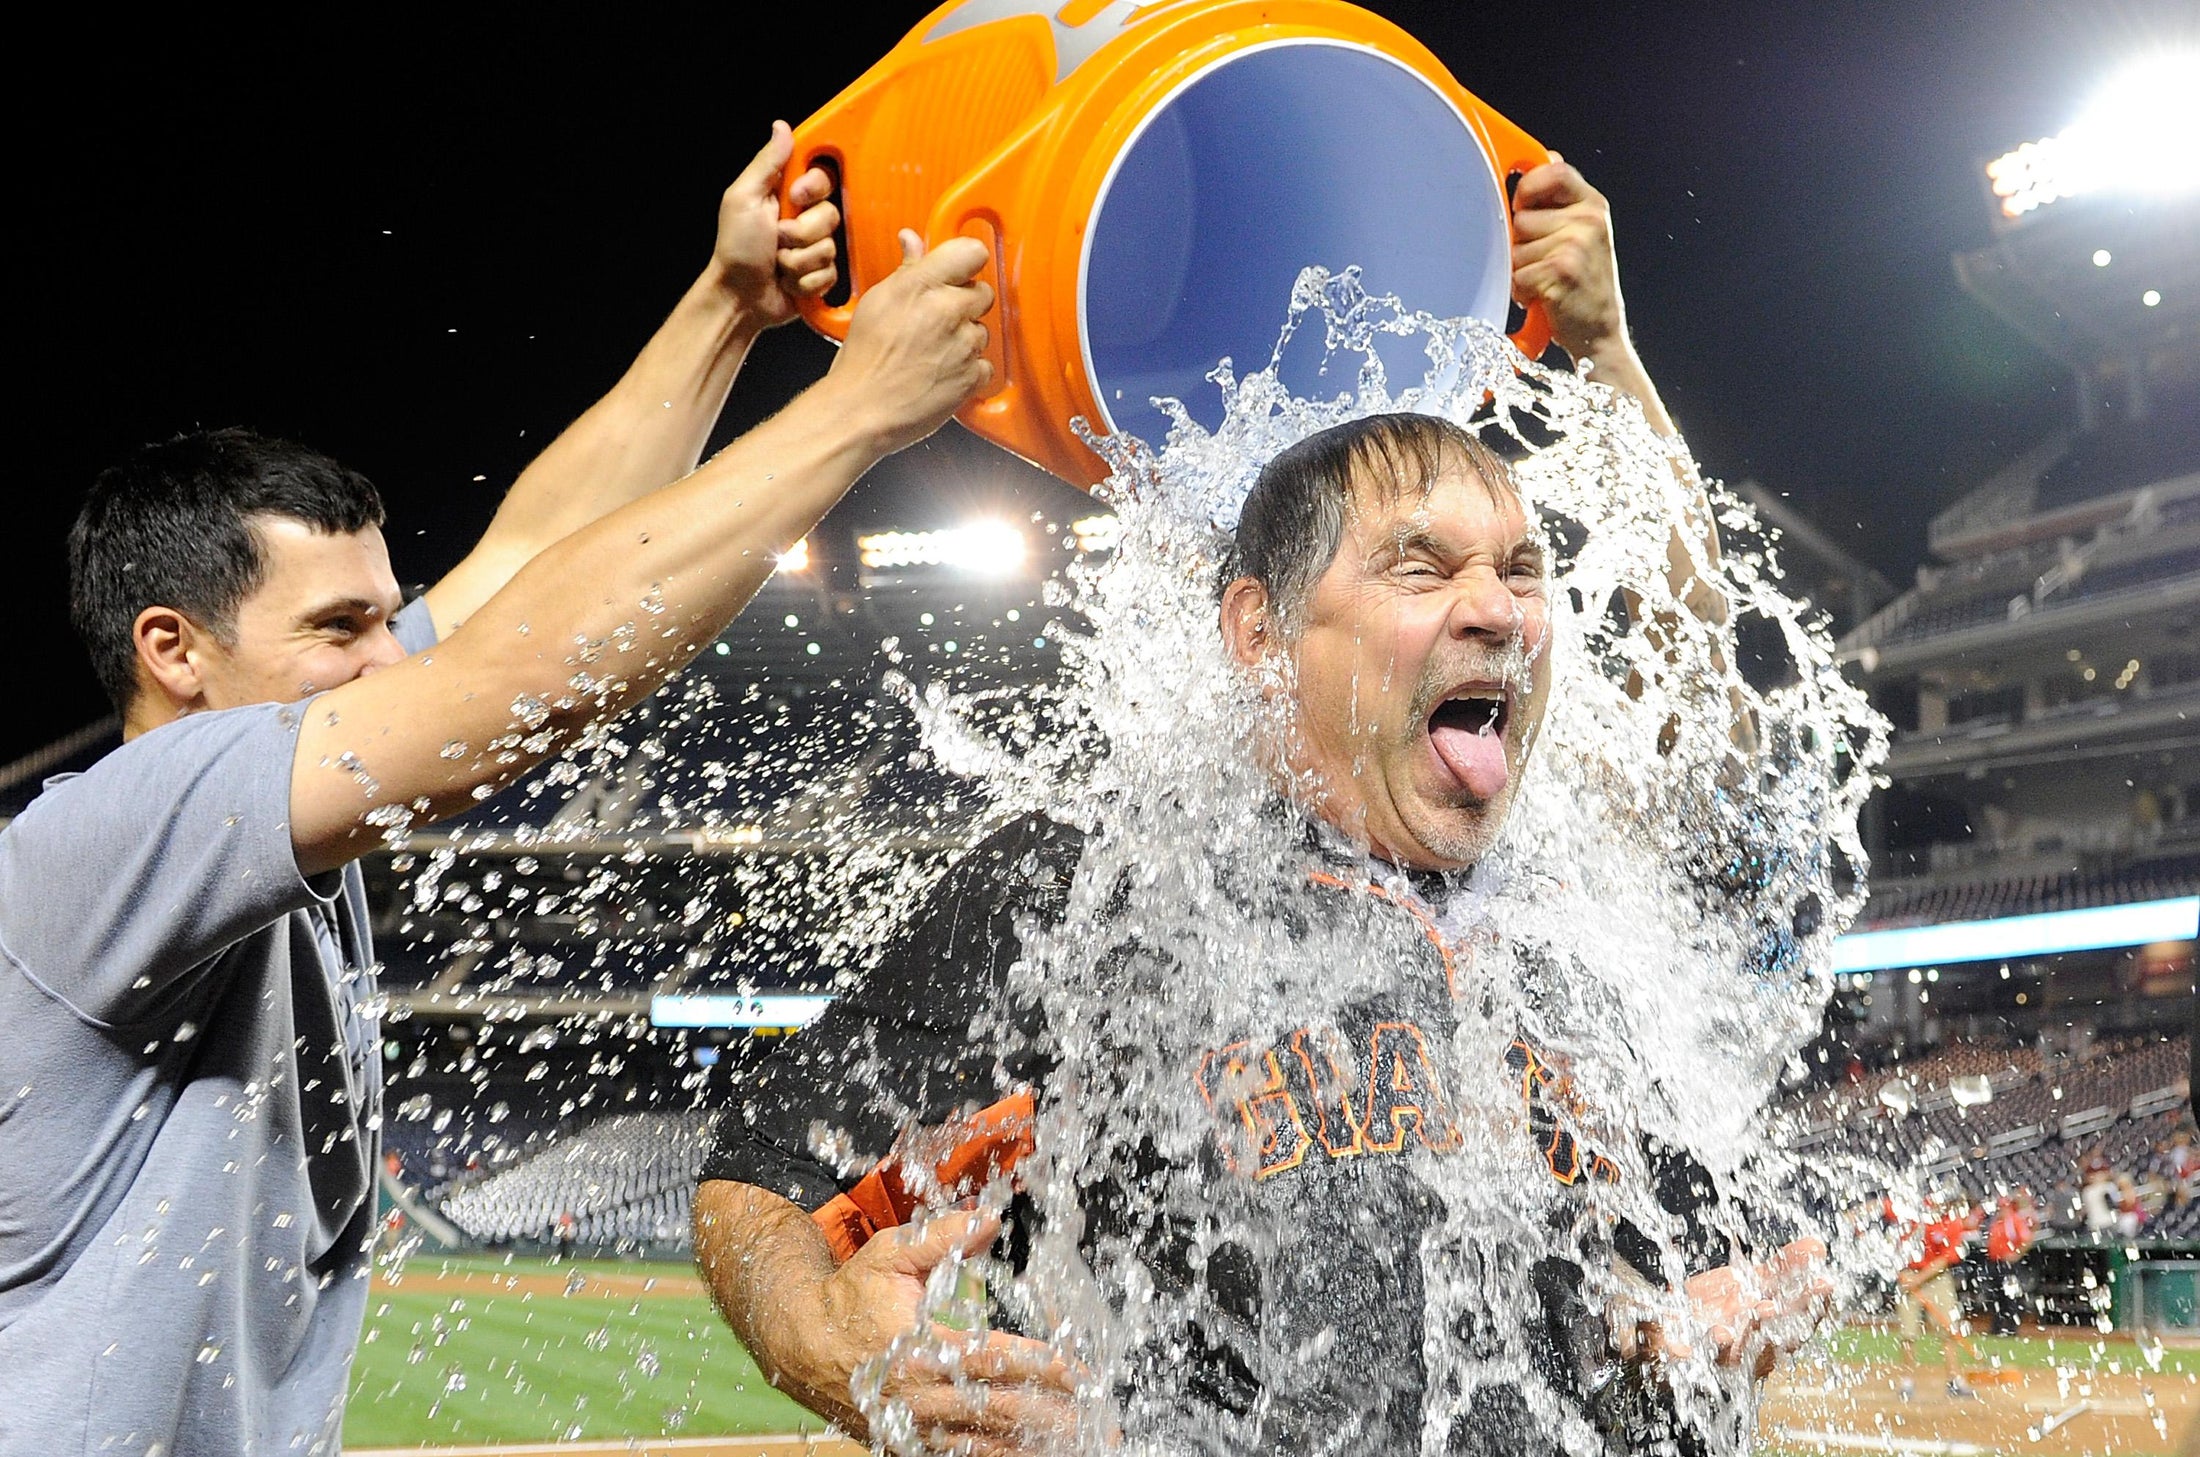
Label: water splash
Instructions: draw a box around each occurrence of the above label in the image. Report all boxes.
[866,267,1890,1453]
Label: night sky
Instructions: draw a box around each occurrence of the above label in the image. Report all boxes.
[13,1,2194,766]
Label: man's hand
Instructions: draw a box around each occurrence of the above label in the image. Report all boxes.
[770,1209,1078,1456]
[819,230,995,456]
[712,120,841,330]
[1615,1237,1833,1380]
[1509,155,1628,365]
[418,119,844,637]
[1509,155,1673,435]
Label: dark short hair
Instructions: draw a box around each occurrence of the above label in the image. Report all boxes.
[68,427,386,712]
[1223,412,1514,624]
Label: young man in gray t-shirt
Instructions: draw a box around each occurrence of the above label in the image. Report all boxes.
[0,124,1000,1456]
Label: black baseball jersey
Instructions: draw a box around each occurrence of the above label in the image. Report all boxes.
[703,814,1728,1454]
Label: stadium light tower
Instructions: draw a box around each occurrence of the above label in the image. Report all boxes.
[1986,51,2200,219]
[1955,48,2200,430]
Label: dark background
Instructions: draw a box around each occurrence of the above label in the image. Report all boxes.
[12,1,2192,765]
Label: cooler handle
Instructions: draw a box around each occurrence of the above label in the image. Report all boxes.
[785,142,861,341]
[931,116,1089,477]
[942,207,1013,408]
[1470,117,1555,361]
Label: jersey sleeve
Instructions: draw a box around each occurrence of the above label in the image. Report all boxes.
[0,701,330,1028]
[699,814,1077,1215]
[392,594,438,656]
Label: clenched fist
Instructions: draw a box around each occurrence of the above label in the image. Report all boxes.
[822,230,996,457]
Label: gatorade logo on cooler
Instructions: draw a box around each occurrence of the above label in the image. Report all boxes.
[785,0,1555,485]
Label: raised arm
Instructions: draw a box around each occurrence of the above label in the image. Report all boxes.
[1509,156,1674,437]
[289,232,986,874]
[422,121,842,633]
[1512,157,1739,731]
[1511,158,1722,596]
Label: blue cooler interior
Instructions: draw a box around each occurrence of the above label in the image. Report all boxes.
[1082,41,1514,446]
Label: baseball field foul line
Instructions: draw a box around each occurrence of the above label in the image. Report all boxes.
[2032,1400,2091,1438]
[1768,1428,1989,1456]
[348,1435,863,1457]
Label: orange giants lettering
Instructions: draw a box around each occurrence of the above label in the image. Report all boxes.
[1196,1041,1311,1180]
[1362,1021,1464,1154]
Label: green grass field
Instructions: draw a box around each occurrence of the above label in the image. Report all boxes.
[344,1256,824,1449]
[346,1256,2200,1452]
[1819,1323,2200,1376]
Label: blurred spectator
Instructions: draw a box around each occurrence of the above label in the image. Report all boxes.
[1986,1188,2040,1335]
[1897,1194,1983,1400]
[2154,1127,2200,1209]
[2115,1173,2147,1238]
[2081,1144,2113,1183]
[2085,1179,2120,1232]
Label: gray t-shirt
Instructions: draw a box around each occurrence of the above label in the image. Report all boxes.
[0,599,436,1456]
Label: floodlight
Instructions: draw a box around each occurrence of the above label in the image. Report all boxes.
[1985,51,2200,218]
[775,536,811,573]
[857,521,1028,573]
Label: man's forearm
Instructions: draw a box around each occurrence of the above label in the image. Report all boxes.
[293,232,991,871]
[423,266,764,632]
[1577,334,1728,638]
[293,377,879,871]
[694,1180,850,1420]
[1576,336,1675,440]
[515,265,762,527]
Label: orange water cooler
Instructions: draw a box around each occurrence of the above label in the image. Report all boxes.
[784,0,1552,486]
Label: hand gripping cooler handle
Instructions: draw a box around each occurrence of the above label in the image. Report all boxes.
[938,202,1013,408]
[934,135,1040,453]
[785,142,861,341]
[780,137,1015,394]
[1472,112,1555,362]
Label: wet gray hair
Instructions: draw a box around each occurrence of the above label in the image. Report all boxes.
[1221,412,1515,627]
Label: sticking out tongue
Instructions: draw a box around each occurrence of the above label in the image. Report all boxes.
[1429,699,1509,800]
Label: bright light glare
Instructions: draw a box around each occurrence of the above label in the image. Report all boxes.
[1986,51,2200,218]
[2143,289,2164,307]
[650,992,832,1029]
[2093,248,2113,266]
[1831,896,2199,973]
[774,536,810,572]
[858,521,1027,572]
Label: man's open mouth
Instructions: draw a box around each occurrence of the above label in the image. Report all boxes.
[1429,692,1508,738]
[1426,686,1512,800]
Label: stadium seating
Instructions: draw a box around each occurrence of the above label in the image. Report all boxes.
[438,1109,716,1249]
[1861,851,2200,930]
[1793,1031,2194,1236]
[1865,509,2198,653]
[2034,423,2200,513]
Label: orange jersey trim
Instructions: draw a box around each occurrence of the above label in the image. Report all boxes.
[1304,869,1466,1000]
[811,1091,1038,1262]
